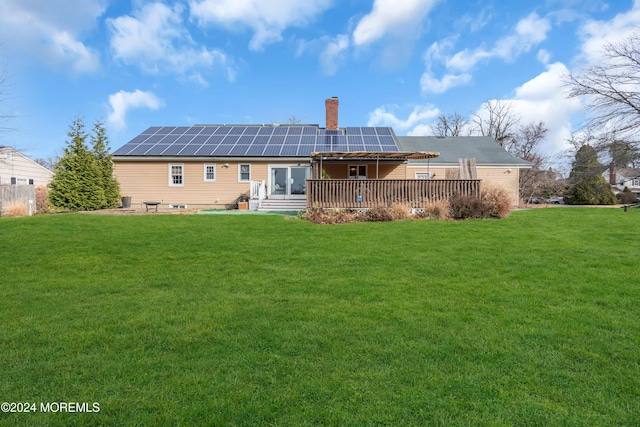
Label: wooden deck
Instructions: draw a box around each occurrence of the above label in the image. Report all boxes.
[306,179,481,209]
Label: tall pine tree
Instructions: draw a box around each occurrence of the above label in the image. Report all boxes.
[565,145,617,205]
[49,116,106,210]
[91,119,120,208]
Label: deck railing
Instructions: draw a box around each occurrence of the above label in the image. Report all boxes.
[306,179,481,209]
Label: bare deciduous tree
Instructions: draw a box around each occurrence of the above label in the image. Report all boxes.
[565,32,640,140]
[471,100,520,146]
[430,113,469,137]
[506,121,551,199]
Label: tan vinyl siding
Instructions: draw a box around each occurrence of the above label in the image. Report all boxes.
[407,166,521,206]
[114,160,295,207]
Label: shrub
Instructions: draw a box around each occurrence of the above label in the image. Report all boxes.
[449,194,489,219]
[390,203,412,221]
[35,186,50,214]
[358,205,395,222]
[415,199,451,220]
[618,187,638,204]
[481,183,513,218]
[2,203,28,217]
[299,208,358,224]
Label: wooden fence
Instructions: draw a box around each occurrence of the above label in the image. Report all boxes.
[306,179,481,209]
[0,184,36,216]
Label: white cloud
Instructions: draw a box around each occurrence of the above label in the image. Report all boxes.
[0,0,102,73]
[476,62,583,155]
[352,0,440,46]
[367,104,440,132]
[537,49,552,64]
[577,0,640,65]
[447,13,551,72]
[420,72,471,94]
[108,90,164,130]
[189,0,333,51]
[108,3,234,82]
[320,35,350,76]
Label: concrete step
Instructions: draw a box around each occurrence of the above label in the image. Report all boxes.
[257,199,307,212]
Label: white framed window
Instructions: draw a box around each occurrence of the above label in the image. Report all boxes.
[633,179,640,187]
[239,164,251,182]
[415,172,431,179]
[169,164,184,186]
[204,164,216,182]
[348,165,367,180]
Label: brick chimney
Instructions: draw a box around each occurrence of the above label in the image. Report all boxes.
[609,165,617,185]
[325,97,339,130]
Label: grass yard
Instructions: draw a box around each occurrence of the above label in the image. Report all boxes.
[1,208,639,426]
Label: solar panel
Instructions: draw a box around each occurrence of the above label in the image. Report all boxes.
[253,135,269,145]
[246,145,265,155]
[378,136,396,146]
[297,145,315,156]
[127,144,152,155]
[199,126,217,135]
[143,135,164,144]
[231,145,250,155]
[214,126,231,135]
[179,144,203,155]
[269,135,285,145]
[195,145,217,156]
[160,135,180,144]
[114,125,400,157]
[221,135,239,145]
[263,145,281,156]
[127,135,150,144]
[206,135,224,145]
[280,145,298,156]
[163,144,187,155]
[228,126,245,135]
[192,135,210,144]
[238,135,254,144]
[177,135,194,143]
[185,126,204,135]
[284,135,301,145]
[213,145,233,155]
[145,145,168,155]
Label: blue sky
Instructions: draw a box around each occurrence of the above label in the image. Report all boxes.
[1,0,639,163]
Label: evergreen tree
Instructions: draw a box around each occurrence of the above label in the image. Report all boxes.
[565,145,617,205]
[49,116,106,210]
[91,119,120,208]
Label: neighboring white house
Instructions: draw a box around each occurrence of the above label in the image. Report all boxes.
[0,146,54,187]
[608,166,640,198]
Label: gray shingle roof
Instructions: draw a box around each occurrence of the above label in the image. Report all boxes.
[396,136,531,167]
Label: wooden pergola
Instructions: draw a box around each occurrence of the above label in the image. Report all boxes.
[310,151,439,179]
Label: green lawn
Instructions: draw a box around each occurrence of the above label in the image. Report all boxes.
[1,209,639,426]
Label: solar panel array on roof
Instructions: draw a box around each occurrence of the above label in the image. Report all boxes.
[113,125,398,157]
